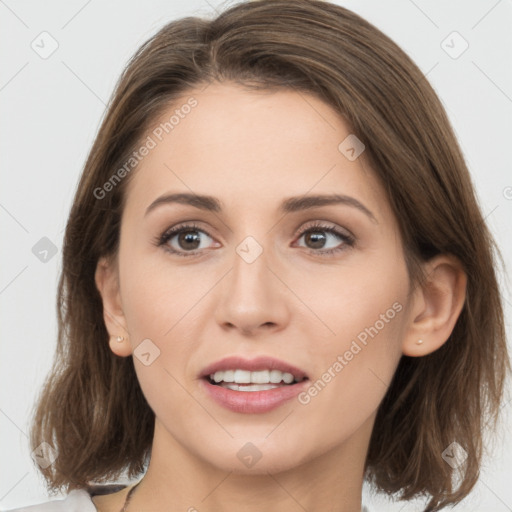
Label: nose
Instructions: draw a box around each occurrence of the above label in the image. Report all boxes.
[214,243,291,336]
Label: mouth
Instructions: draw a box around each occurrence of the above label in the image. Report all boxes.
[199,356,310,413]
[205,369,307,391]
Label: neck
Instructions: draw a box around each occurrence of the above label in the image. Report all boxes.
[128,414,375,512]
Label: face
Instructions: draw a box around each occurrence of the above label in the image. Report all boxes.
[104,82,412,474]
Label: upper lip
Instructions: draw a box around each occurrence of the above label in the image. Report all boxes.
[200,355,308,381]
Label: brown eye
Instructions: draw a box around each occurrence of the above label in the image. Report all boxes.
[157,223,216,256]
[303,230,329,249]
[175,230,202,250]
[295,222,355,256]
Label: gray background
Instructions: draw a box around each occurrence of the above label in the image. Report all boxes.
[1,0,511,510]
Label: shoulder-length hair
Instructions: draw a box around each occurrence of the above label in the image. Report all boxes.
[29,1,510,510]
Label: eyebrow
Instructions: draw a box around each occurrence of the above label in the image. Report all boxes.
[144,192,377,222]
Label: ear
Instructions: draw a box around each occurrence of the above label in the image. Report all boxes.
[402,254,467,357]
[94,255,133,357]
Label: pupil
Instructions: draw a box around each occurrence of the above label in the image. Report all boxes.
[179,231,200,249]
[307,231,326,249]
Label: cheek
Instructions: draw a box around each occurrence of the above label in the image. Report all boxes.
[117,254,211,409]
[295,253,408,427]
[119,257,206,419]
[119,251,208,341]
[300,250,407,346]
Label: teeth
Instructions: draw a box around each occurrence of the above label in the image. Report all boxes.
[251,369,269,384]
[220,383,280,391]
[210,369,299,385]
[269,369,282,383]
[234,369,251,383]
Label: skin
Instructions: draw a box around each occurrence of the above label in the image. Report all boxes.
[94,82,467,512]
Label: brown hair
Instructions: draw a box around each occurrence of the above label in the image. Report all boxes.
[29,1,510,510]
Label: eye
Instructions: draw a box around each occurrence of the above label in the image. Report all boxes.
[294,221,355,256]
[153,221,355,258]
[154,223,218,257]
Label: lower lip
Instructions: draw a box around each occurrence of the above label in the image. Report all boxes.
[200,378,310,414]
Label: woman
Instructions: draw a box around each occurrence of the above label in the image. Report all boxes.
[5,0,509,511]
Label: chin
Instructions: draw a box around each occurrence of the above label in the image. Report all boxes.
[198,437,312,475]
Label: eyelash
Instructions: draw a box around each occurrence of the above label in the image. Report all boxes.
[153,221,355,258]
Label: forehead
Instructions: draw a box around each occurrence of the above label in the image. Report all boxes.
[123,82,387,221]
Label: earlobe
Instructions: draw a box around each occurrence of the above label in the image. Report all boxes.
[402,254,467,357]
[107,333,133,357]
[95,255,132,357]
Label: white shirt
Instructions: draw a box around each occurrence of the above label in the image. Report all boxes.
[2,485,372,511]
[2,489,97,512]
